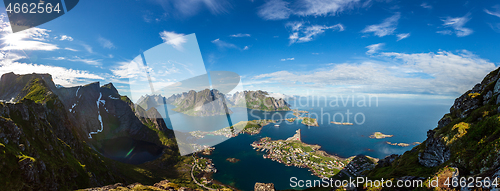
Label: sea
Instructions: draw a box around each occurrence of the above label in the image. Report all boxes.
[155,97,453,191]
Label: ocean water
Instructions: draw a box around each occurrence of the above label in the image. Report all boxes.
[158,98,452,190]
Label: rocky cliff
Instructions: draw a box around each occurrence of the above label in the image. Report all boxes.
[366,67,500,183]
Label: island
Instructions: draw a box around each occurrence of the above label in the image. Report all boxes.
[251,129,350,178]
[331,121,354,125]
[292,109,309,115]
[226,158,240,163]
[369,132,393,139]
[386,141,421,147]
[301,117,319,126]
[291,110,319,126]
[189,119,276,138]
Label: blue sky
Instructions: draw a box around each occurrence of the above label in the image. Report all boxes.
[1,0,500,99]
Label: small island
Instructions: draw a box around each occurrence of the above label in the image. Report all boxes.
[331,121,354,125]
[290,110,318,126]
[301,117,319,126]
[226,158,240,163]
[251,129,350,178]
[386,141,421,147]
[369,132,393,139]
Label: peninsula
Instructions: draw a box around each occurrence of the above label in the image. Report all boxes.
[251,129,350,178]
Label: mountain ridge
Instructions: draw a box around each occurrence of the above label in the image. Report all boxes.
[365,67,500,189]
[0,72,196,190]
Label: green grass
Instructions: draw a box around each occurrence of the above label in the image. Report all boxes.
[19,78,53,103]
[121,96,133,104]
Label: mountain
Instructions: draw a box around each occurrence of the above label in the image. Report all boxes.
[162,89,292,116]
[226,90,291,111]
[0,72,167,146]
[167,89,232,116]
[136,94,167,111]
[366,67,500,187]
[0,73,193,190]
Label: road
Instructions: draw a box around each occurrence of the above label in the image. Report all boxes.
[191,155,216,191]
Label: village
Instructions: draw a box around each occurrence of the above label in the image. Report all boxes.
[251,129,350,178]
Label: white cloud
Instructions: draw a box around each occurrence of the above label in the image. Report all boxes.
[420,3,432,9]
[440,13,473,37]
[293,0,360,17]
[436,30,452,35]
[396,33,410,41]
[257,0,291,20]
[230,33,251,37]
[287,22,344,44]
[485,7,500,18]
[82,44,93,53]
[484,6,500,32]
[111,59,189,79]
[57,35,74,41]
[362,12,400,37]
[251,50,496,96]
[159,31,187,50]
[64,47,78,51]
[257,0,360,20]
[280,57,295,61]
[111,60,141,79]
[98,36,115,49]
[49,56,102,66]
[365,43,384,54]
[0,15,58,51]
[152,0,229,17]
[212,38,249,51]
[0,53,103,86]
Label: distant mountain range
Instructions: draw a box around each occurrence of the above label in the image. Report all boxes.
[136,89,292,117]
